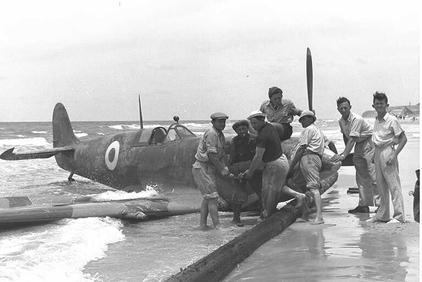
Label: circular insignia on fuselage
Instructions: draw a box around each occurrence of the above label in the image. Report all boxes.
[105,141,120,170]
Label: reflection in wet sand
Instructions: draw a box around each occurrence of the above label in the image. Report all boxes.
[225,182,419,282]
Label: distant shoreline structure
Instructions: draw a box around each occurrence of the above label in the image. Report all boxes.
[362,103,420,119]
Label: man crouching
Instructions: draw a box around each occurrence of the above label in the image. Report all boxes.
[288,110,325,224]
[192,112,233,230]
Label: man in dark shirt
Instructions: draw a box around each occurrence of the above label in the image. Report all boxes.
[241,111,305,219]
[228,120,260,226]
[229,120,256,164]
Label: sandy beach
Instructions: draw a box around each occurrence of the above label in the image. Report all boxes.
[224,132,419,281]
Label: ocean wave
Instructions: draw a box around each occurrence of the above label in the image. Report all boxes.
[108,124,142,130]
[32,131,47,134]
[0,217,124,282]
[0,137,50,147]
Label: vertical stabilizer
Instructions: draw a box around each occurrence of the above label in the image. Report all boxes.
[53,103,79,147]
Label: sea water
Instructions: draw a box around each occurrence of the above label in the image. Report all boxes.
[0,119,419,281]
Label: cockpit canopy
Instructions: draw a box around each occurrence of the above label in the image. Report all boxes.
[134,124,196,146]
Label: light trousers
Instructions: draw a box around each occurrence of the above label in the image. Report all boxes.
[354,140,379,207]
[373,145,404,222]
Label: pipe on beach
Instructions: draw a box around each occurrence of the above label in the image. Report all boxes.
[166,170,338,282]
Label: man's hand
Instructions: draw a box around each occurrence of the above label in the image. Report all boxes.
[386,151,396,166]
[239,169,252,180]
[221,167,230,177]
[331,154,345,162]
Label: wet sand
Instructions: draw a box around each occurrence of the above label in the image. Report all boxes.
[225,138,419,282]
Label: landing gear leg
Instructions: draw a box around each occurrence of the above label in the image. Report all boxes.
[68,172,75,182]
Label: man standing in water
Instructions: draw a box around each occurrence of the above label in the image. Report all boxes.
[368,92,407,223]
[260,86,302,140]
[192,112,233,230]
[241,111,305,219]
[331,97,379,213]
[288,111,325,224]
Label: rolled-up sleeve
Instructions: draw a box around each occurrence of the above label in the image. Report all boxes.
[204,131,219,153]
[349,118,363,137]
[391,120,404,137]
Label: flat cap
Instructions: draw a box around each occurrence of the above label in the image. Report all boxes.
[210,112,229,120]
[247,110,266,120]
[268,87,283,98]
[299,110,316,122]
[232,119,249,130]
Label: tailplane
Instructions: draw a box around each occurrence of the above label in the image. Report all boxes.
[53,103,79,147]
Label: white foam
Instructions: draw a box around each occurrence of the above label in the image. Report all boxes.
[0,217,124,282]
[108,124,144,130]
[32,131,47,134]
[75,133,88,138]
[88,186,159,201]
[0,137,50,147]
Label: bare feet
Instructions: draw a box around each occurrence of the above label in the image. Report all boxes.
[197,225,211,231]
[386,218,404,224]
[311,218,324,225]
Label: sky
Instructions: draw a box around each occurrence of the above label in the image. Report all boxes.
[0,0,419,122]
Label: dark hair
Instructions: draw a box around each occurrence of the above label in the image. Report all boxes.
[268,87,283,98]
[336,97,351,106]
[373,92,388,103]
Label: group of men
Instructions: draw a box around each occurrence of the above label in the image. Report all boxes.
[192,87,407,230]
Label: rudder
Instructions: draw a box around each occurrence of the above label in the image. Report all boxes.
[53,103,79,147]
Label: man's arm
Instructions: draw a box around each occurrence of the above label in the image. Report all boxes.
[244,147,265,178]
[208,152,231,176]
[387,132,407,165]
[287,144,306,176]
[228,140,236,165]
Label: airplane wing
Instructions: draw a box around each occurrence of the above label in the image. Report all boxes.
[0,146,75,160]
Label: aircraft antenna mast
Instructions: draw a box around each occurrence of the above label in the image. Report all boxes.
[138,94,144,129]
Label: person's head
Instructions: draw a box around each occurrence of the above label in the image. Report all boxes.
[299,110,316,128]
[268,87,283,107]
[247,111,266,131]
[210,112,229,131]
[336,97,352,119]
[372,92,389,114]
[232,120,250,137]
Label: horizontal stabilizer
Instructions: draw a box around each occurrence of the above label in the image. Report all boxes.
[0,146,74,161]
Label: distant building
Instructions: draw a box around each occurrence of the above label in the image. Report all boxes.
[362,103,420,119]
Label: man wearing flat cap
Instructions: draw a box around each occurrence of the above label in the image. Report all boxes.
[260,86,302,140]
[192,112,233,230]
[241,110,306,219]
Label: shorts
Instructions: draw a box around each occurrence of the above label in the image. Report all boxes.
[192,161,219,199]
[300,154,322,190]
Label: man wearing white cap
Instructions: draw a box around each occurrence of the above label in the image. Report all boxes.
[192,112,233,230]
[241,110,305,219]
[288,110,325,224]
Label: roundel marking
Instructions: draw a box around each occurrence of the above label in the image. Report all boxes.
[105,141,120,170]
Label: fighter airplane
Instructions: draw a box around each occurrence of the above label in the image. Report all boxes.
[0,102,340,210]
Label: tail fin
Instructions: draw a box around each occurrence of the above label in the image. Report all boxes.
[53,103,79,147]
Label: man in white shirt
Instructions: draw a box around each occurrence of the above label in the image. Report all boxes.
[288,111,325,224]
[368,92,407,223]
[331,97,379,213]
